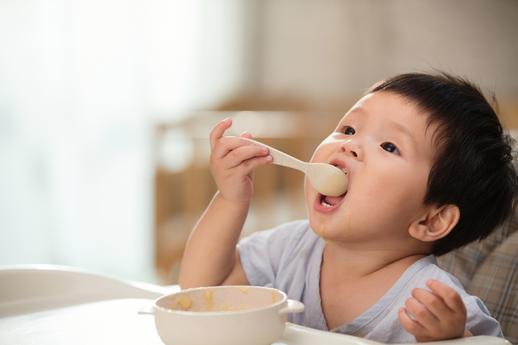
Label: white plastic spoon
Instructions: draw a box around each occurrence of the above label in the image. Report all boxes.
[242,138,348,197]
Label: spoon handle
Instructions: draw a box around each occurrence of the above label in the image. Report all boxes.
[241,138,308,173]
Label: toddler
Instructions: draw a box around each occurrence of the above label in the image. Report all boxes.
[179,73,517,343]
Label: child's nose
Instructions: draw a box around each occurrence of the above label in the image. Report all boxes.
[340,140,363,160]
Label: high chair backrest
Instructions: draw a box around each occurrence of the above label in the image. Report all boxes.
[437,157,518,344]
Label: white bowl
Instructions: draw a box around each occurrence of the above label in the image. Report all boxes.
[141,285,304,345]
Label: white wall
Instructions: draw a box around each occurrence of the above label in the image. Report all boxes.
[256,0,518,107]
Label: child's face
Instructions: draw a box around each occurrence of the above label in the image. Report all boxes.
[305,91,439,249]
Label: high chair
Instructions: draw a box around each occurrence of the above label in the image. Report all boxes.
[0,265,511,344]
[438,201,518,344]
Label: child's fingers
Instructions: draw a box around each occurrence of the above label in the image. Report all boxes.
[238,155,273,176]
[426,280,466,314]
[404,297,438,329]
[398,308,427,338]
[223,145,270,169]
[412,288,450,320]
[210,118,232,150]
[212,136,261,160]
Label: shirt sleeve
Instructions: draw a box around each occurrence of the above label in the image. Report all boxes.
[465,295,504,337]
[237,220,308,287]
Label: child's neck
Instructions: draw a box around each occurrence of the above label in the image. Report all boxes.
[321,241,428,279]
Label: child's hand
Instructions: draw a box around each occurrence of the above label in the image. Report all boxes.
[209,118,272,203]
[399,279,468,342]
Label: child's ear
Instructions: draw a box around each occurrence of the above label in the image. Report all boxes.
[409,204,460,242]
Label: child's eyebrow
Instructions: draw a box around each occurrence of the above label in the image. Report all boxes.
[388,120,416,145]
[342,109,417,146]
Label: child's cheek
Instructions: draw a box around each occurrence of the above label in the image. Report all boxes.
[311,135,341,162]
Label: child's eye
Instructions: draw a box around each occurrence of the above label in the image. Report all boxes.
[381,142,400,155]
[342,126,356,135]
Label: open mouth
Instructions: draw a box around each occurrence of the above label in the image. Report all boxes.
[315,191,346,213]
[319,193,346,208]
[313,159,348,213]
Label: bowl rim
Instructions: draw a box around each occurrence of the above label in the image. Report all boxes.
[153,285,288,316]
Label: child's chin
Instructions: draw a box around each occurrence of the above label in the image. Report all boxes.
[309,218,333,239]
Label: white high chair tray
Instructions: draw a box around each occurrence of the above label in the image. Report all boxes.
[0,266,509,345]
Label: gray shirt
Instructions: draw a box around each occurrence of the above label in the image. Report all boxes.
[238,219,502,343]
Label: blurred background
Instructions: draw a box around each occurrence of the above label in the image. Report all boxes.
[1,0,517,284]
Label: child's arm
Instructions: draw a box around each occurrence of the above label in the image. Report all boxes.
[178,118,272,289]
[399,279,469,341]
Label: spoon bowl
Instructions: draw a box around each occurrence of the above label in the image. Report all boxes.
[305,162,348,197]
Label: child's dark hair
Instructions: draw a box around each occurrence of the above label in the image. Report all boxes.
[369,72,518,256]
